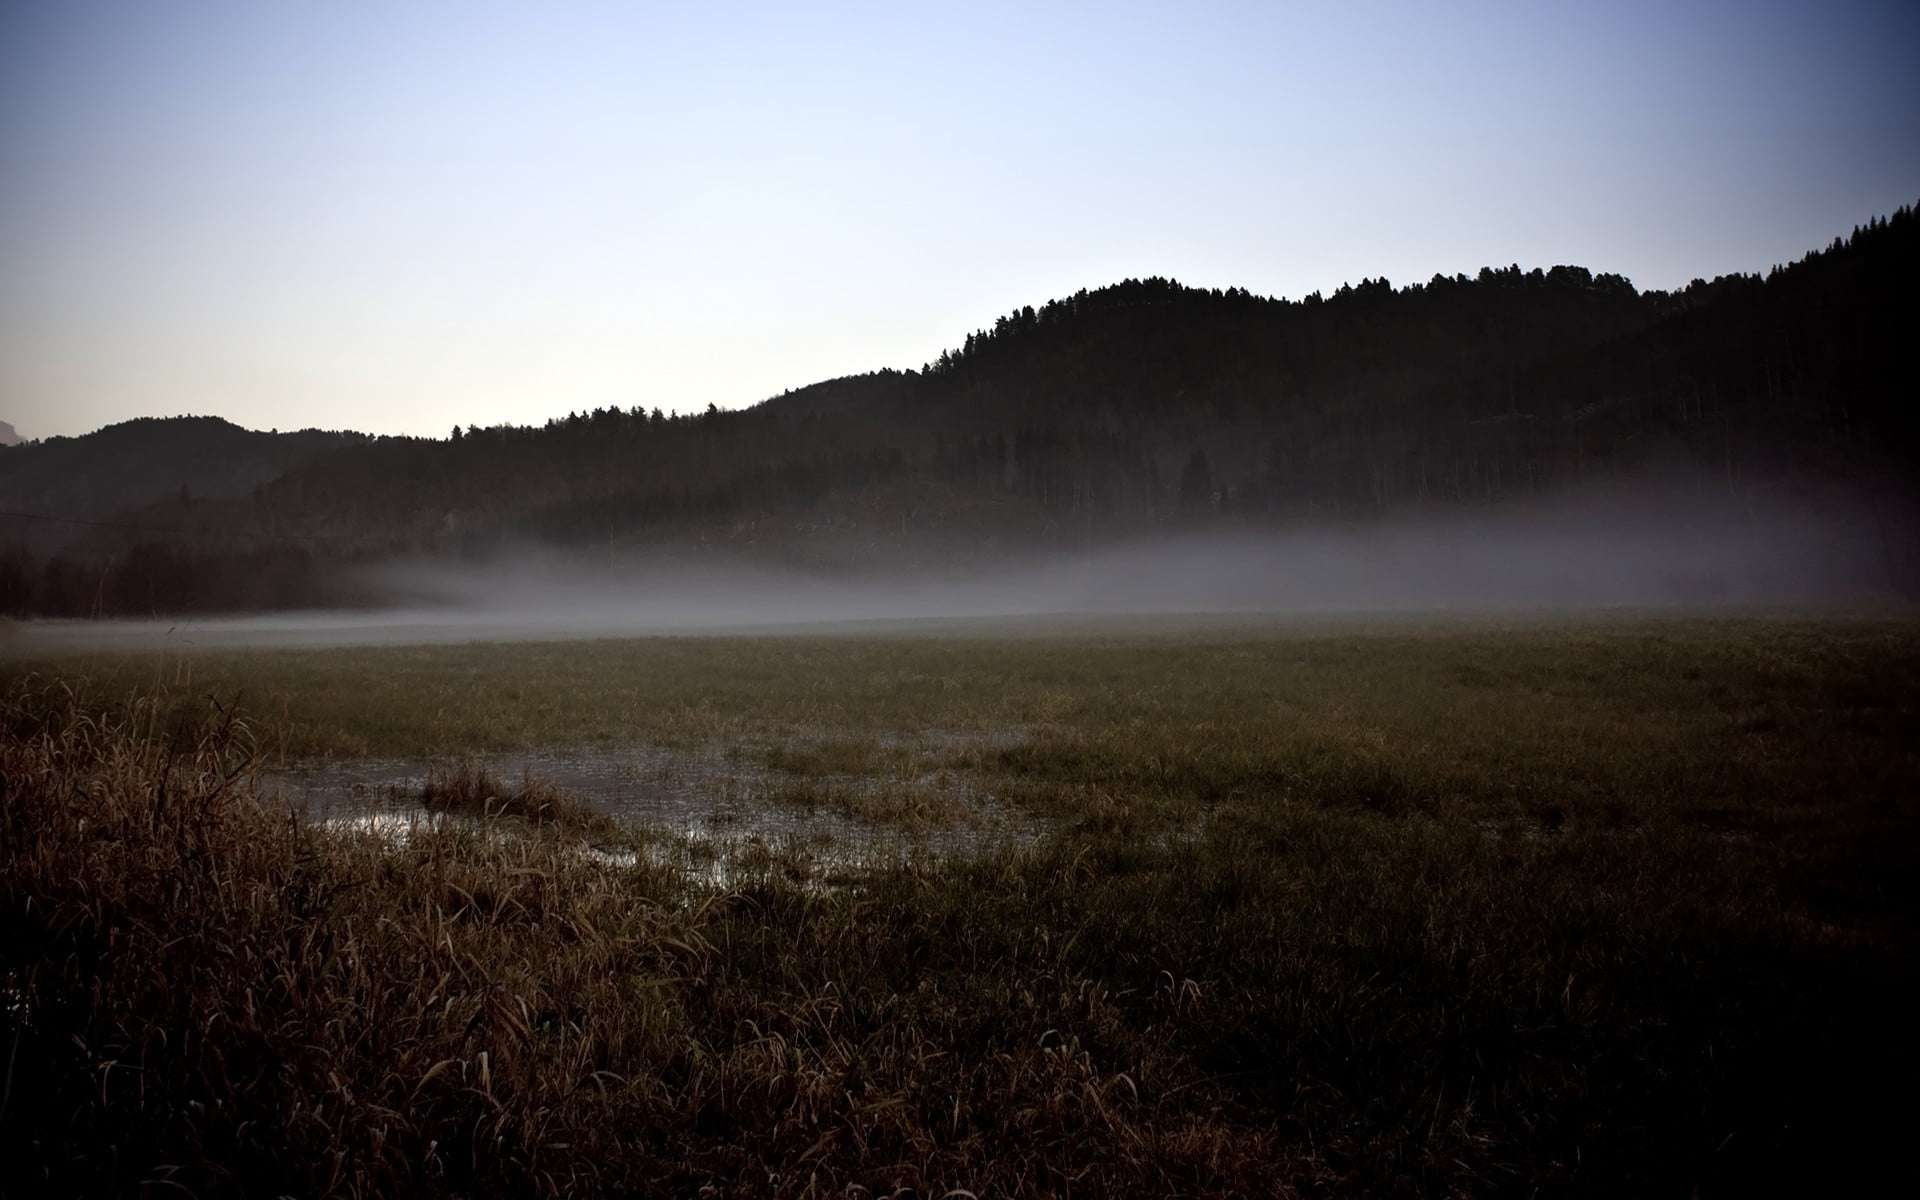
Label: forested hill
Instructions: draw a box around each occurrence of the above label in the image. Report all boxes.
[0,417,365,552]
[2,203,1915,616]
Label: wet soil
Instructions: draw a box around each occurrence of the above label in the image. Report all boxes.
[262,731,1041,880]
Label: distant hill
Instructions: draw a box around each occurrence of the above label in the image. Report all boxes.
[0,420,19,447]
[0,416,365,553]
[1,203,1914,616]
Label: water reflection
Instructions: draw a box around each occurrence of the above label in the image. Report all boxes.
[264,735,1037,888]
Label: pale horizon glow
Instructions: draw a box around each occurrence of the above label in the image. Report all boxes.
[3,0,1917,441]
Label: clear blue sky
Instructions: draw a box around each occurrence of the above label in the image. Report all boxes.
[3,0,1916,441]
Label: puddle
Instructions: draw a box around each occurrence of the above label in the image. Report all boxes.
[262,732,1042,886]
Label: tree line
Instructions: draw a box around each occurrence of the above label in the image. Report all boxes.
[3,203,1913,615]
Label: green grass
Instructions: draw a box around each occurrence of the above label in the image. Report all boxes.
[3,612,1917,1195]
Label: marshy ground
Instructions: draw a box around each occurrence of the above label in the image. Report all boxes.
[3,612,1917,1195]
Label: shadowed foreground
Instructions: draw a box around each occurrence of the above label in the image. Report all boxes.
[3,619,1917,1195]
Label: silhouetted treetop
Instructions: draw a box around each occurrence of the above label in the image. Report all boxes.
[3,199,1914,614]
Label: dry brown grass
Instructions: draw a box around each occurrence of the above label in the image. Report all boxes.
[0,680,1290,1197]
[419,758,622,840]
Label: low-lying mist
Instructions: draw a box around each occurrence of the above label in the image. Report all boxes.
[13,484,1912,650]
[392,487,1899,618]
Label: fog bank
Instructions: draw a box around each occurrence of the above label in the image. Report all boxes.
[7,488,1909,651]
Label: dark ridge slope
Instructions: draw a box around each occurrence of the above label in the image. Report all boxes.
[1,203,1913,615]
[0,417,365,553]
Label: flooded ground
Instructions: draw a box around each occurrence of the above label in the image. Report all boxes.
[262,730,1042,886]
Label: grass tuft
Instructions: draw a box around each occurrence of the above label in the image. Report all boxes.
[420,758,619,839]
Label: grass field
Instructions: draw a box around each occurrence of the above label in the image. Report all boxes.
[3,613,1917,1195]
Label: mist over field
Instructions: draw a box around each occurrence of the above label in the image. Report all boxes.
[375,486,1908,620]
[9,1,1920,1190]
[11,484,1900,652]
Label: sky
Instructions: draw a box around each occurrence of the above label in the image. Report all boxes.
[2,1,1917,442]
